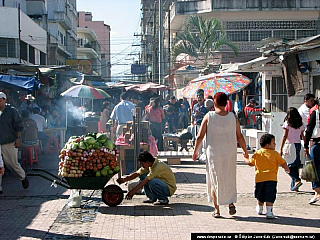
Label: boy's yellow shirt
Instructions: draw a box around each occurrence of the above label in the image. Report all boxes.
[249,148,286,183]
[137,158,177,196]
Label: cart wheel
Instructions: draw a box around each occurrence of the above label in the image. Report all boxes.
[102,185,123,207]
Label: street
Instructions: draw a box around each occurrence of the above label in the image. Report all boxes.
[0,150,319,240]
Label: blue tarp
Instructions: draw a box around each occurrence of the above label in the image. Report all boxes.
[0,75,41,92]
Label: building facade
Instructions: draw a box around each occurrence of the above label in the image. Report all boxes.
[0,6,47,65]
[78,11,111,79]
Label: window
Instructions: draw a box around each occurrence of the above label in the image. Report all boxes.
[297,30,317,39]
[0,38,17,58]
[20,41,28,61]
[273,30,295,40]
[226,31,248,42]
[250,31,272,41]
[40,51,46,65]
[29,45,35,64]
[101,53,106,59]
[270,76,287,112]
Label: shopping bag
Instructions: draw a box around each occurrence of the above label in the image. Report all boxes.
[282,142,296,165]
[301,154,319,182]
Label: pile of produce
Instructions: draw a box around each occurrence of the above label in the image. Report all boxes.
[58,133,120,178]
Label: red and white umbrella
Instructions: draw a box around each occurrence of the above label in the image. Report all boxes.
[61,85,105,99]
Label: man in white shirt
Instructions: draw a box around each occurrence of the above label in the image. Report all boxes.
[298,93,315,127]
[30,107,47,151]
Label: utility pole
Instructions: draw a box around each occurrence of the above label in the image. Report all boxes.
[18,4,21,63]
[158,0,164,85]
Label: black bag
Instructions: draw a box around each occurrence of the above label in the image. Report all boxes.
[237,109,247,126]
[179,132,193,140]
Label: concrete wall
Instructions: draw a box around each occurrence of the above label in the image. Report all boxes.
[0,0,27,13]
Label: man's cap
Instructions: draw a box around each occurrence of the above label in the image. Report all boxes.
[0,92,6,99]
[25,94,35,101]
[197,89,204,96]
[249,98,257,104]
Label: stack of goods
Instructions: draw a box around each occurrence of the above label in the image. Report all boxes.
[122,121,150,144]
[58,133,120,178]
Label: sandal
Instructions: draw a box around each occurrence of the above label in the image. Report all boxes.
[212,210,221,218]
[309,196,320,204]
[229,204,236,215]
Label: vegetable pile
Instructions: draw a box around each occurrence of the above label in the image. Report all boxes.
[58,133,120,178]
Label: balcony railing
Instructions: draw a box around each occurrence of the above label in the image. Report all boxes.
[50,11,72,30]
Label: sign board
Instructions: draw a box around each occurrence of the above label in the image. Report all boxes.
[131,64,147,75]
[66,59,93,74]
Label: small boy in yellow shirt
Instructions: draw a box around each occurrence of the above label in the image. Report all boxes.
[244,134,290,219]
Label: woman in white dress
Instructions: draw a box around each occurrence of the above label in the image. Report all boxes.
[192,92,248,218]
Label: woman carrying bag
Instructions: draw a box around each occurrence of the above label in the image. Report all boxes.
[304,104,320,204]
[279,107,305,191]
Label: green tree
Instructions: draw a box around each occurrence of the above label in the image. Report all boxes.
[172,16,238,69]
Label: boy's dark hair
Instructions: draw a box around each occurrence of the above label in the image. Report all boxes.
[304,93,315,101]
[260,134,275,148]
[138,151,155,163]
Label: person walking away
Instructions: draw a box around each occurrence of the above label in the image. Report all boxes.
[100,101,110,132]
[279,107,305,191]
[0,146,5,176]
[167,96,180,130]
[30,107,47,152]
[0,92,29,194]
[244,134,290,219]
[192,92,249,218]
[192,89,209,157]
[303,103,320,204]
[117,151,176,205]
[110,92,135,139]
[298,93,315,128]
[145,97,165,151]
[244,98,264,129]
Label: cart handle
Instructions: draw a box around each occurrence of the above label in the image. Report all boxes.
[31,168,68,184]
[27,173,70,189]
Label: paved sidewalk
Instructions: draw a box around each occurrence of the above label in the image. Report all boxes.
[0,150,319,240]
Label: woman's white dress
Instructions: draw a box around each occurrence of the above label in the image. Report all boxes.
[205,112,237,205]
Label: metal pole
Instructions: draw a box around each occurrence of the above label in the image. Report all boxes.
[18,4,21,63]
[158,0,164,84]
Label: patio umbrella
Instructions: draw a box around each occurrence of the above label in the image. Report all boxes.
[96,88,111,98]
[182,72,252,99]
[60,85,105,99]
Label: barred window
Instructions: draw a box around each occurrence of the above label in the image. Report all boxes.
[271,76,287,112]
[273,30,295,40]
[297,30,318,39]
[226,31,248,42]
[0,38,17,58]
[250,31,272,41]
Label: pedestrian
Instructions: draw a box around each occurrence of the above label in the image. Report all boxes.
[30,107,48,151]
[244,98,264,129]
[192,92,249,218]
[244,134,290,219]
[0,92,29,194]
[117,151,176,205]
[20,94,39,112]
[303,103,320,204]
[0,146,5,176]
[145,97,165,151]
[298,93,315,127]
[110,92,135,139]
[100,101,110,132]
[279,107,305,191]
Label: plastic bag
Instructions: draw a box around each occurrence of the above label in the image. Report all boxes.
[301,155,319,182]
[67,190,82,208]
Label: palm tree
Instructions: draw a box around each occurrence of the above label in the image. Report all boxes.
[172,16,238,69]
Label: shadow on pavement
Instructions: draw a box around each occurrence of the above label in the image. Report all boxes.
[99,202,214,216]
[233,215,320,228]
[175,171,206,184]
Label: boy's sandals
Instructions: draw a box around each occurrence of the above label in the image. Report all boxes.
[229,204,237,215]
[212,210,221,218]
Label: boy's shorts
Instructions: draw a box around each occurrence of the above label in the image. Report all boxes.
[255,181,277,203]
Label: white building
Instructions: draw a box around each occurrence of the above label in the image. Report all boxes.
[0,7,47,65]
[76,27,101,76]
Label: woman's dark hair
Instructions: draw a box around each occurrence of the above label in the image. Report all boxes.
[260,134,275,148]
[152,97,161,109]
[214,92,228,107]
[138,151,155,163]
[284,107,303,129]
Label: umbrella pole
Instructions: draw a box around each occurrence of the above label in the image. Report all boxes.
[66,100,68,128]
[92,99,93,112]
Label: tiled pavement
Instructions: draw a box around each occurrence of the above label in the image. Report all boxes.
[0,150,319,240]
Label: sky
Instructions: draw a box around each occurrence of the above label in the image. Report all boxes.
[77,0,142,79]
